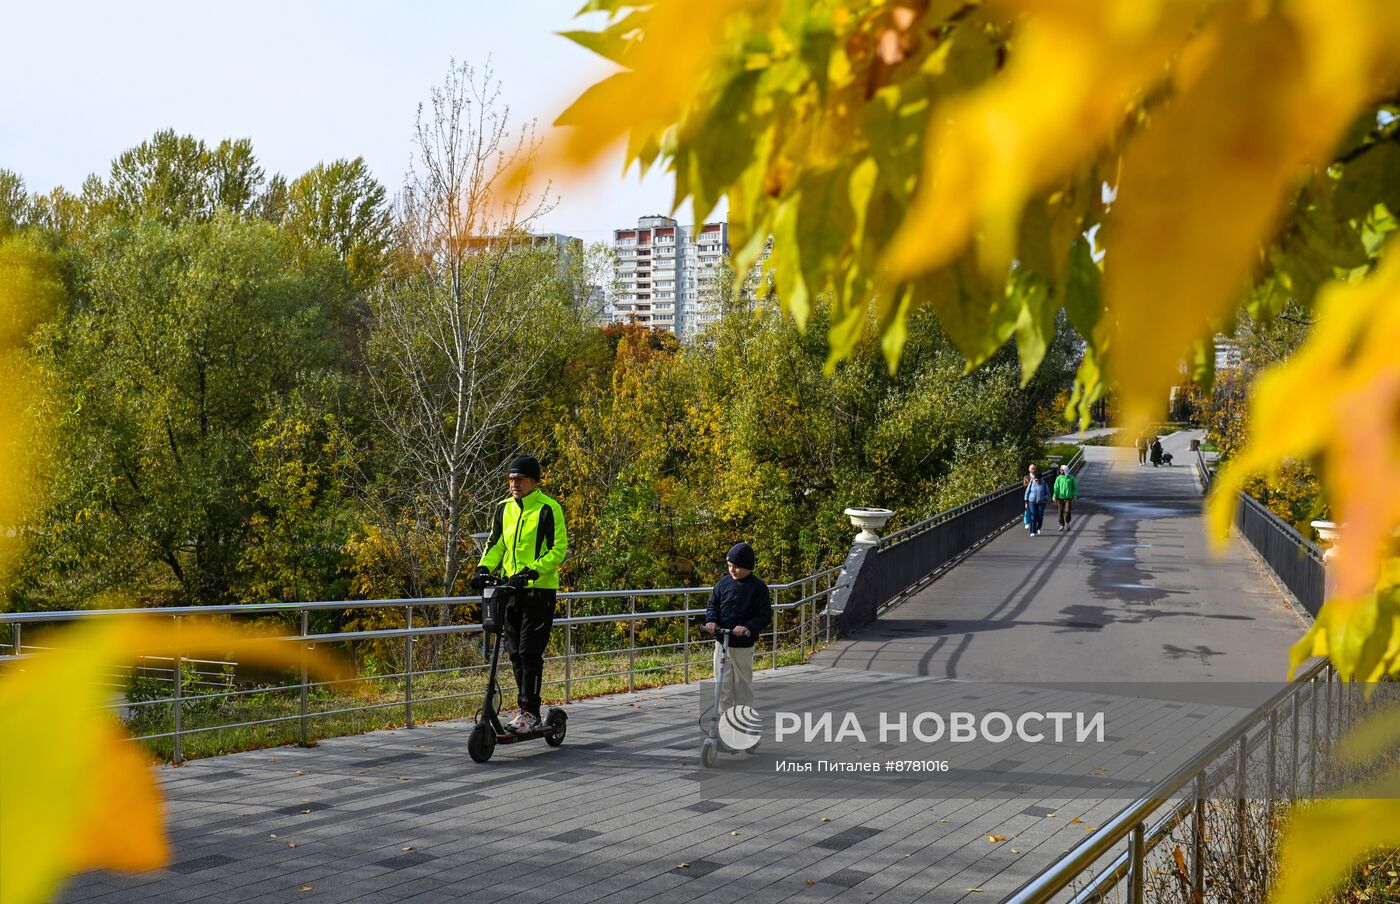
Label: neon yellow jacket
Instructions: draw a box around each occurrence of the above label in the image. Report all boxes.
[478,489,568,590]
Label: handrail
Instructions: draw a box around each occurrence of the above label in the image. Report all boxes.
[2,566,845,764]
[1006,657,1331,904]
[1237,493,1325,564]
[876,447,1085,551]
[0,565,846,626]
[877,483,1021,548]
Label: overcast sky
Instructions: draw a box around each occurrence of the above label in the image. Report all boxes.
[0,0,721,240]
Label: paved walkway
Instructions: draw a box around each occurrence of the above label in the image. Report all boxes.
[817,432,1306,682]
[60,432,1306,904]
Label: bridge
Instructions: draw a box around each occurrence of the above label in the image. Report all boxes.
[43,431,1330,903]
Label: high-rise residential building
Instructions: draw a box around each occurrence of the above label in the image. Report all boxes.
[612,215,683,333]
[607,216,778,340]
[611,215,734,339]
[680,222,730,341]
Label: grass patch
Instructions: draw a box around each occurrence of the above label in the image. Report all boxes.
[126,631,827,762]
[1043,442,1081,464]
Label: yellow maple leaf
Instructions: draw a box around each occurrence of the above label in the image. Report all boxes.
[0,617,347,904]
[1110,0,1400,431]
[1271,796,1400,904]
[1209,240,1400,680]
[885,0,1198,283]
[528,0,762,191]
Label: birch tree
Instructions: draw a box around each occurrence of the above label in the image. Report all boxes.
[363,62,585,606]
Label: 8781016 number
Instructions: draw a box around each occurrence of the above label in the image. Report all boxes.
[884,760,949,772]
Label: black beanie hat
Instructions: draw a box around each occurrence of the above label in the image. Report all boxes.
[726,542,756,571]
[507,455,541,481]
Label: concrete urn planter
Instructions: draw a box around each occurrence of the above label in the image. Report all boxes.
[1310,520,1341,560]
[845,507,895,544]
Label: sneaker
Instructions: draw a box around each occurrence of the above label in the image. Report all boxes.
[516,712,540,733]
[503,711,525,732]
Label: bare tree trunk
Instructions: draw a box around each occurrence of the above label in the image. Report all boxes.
[361,62,580,666]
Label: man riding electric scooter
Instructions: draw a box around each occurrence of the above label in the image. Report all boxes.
[470,455,568,734]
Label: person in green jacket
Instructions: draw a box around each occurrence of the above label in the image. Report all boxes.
[1053,464,1079,533]
[472,455,568,732]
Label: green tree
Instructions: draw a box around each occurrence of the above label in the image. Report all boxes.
[237,380,359,605]
[86,130,266,225]
[0,169,30,234]
[283,158,392,288]
[21,215,352,607]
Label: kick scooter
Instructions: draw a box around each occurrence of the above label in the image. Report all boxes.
[700,627,759,768]
[466,574,567,763]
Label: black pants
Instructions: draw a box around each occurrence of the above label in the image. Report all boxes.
[503,588,556,717]
[1058,499,1073,526]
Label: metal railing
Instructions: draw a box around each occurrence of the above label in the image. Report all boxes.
[0,567,842,764]
[1195,447,1326,618]
[1195,447,1213,493]
[869,448,1086,618]
[1234,494,1327,618]
[1007,658,1371,904]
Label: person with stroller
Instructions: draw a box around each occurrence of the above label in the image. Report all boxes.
[1150,437,1164,467]
[472,455,568,733]
[704,542,772,726]
[1024,463,1051,536]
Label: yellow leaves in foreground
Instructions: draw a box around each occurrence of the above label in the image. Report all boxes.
[886,0,1196,283]
[1271,796,1400,904]
[0,233,63,582]
[544,0,761,181]
[1110,0,1400,430]
[1209,243,1400,681]
[0,617,347,904]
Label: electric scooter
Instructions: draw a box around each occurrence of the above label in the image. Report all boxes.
[699,627,758,768]
[466,574,567,764]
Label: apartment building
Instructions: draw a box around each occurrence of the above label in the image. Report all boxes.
[612,215,684,332]
[611,215,735,339]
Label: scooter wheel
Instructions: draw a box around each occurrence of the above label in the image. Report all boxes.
[468,722,496,763]
[701,739,718,769]
[544,709,567,747]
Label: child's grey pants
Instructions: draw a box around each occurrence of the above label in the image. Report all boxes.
[715,642,755,711]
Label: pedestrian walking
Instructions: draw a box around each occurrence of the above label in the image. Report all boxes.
[1022,471,1033,530]
[1024,464,1051,536]
[1136,432,1148,466]
[1150,437,1164,467]
[1053,464,1079,532]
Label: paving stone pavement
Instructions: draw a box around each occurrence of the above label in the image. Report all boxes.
[58,433,1305,903]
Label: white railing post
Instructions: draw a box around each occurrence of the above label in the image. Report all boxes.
[299,609,309,745]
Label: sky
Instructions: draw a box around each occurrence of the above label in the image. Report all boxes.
[0,0,721,241]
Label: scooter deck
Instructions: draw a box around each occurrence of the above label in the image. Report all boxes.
[492,726,561,744]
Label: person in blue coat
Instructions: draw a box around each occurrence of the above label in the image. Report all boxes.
[1024,464,1052,536]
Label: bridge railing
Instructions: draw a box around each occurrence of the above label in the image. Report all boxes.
[1005,658,1375,904]
[0,566,842,764]
[1196,446,1326,617]
[1234,494,1327,618]
[830,448,1085,632]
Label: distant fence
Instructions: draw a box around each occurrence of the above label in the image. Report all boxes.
[1195,448,1327,618]
[831,450,1085,633]
[0,569,840,765]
